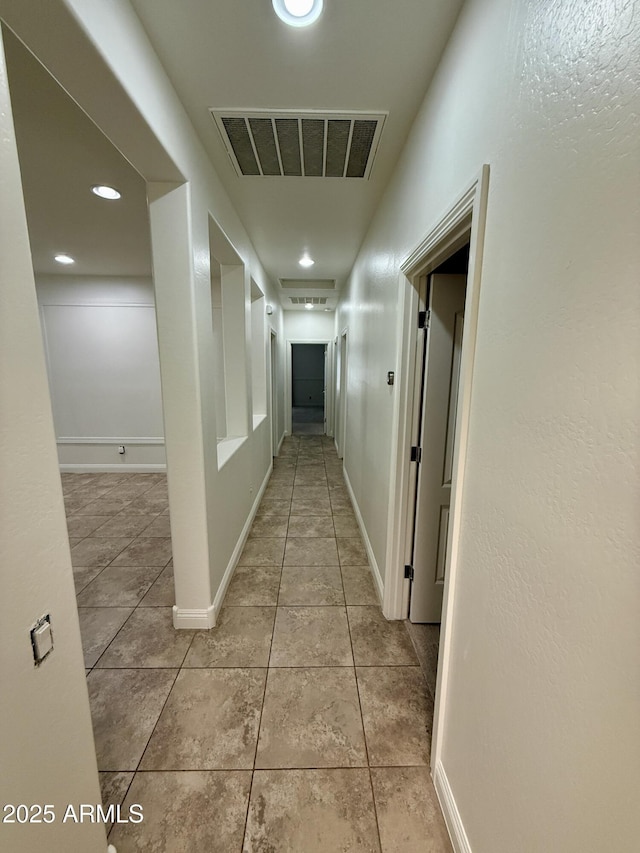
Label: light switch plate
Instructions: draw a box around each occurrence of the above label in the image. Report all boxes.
[30,614,53,665]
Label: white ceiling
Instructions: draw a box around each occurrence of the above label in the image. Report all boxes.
[4,0,465,308]
[3,26,152,278]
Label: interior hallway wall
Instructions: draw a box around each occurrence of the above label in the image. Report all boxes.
[336,0,640,850]
[36,274,166,470]
[283,308,335,341]
[0,31,105,853]
[0,0,286,630]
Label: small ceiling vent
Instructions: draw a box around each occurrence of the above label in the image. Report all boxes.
[211,110,386,179]
[289,296,328,305]
[280,279,336,289]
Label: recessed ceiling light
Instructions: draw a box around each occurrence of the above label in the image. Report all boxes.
[91,184,121,200]
[299,254,314,268]
[305,303,314,310]
[54,253,75,265]
[272,0,323,27]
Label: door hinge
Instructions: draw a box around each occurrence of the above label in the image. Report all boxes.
[418,309,431,329]
[410,445,422,463]
[404,564,414,581]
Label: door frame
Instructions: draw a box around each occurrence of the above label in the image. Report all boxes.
[383,166,490,772]
[285,339,334,436]
[268,329,280,455]
[336,328,348,459]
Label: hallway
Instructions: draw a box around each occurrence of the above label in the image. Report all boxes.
[71,436,451,851]
[291,405,325,435]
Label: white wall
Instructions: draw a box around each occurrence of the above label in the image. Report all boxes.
[283,311,336,435]
[284,308,335,341]
[37,274,166,470]
[0,1,286,628]
[0,33,105,853]
[337,0,640,850]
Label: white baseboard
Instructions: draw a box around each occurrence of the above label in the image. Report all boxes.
[172,604,216,629]
[277,432,286,454]
[172,463,273,631]
[60,463,166,473]
[433,760,472,853]
[342,466,384,605]
[210,461,274,622]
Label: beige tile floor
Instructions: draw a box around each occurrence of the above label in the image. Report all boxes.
[65,436,452,852]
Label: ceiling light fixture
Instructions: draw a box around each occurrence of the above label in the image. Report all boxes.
[305,303,314,310]
[91,184,121,200]
[299,254,314,268]
[272,0,323,28]
[54,253,75,265]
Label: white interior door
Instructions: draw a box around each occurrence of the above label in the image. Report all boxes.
[410,273,466,623]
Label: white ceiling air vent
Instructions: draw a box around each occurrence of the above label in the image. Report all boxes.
[211,110,386,179]
[280,279,336,289]
[289,297,328,305]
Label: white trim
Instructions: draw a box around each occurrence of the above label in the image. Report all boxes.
[336,327,349,460]
[269,329,279,457]
[285,338,333,436]
[172,604,216,630]
[211,460,274,620]
[383,166,490,778]
[276,431,285,455]
[342,466,383,604]
[382,273,416,620]
[433,761,472,853]
[57,436,164,445]
[38,301,155,308]
[59,463,166,473]
[172,461,273,630]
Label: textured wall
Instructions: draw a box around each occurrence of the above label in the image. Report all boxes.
[0,31,105,852]
[284,309,336,342]
[338,0,640,849]
[0,0,286,620]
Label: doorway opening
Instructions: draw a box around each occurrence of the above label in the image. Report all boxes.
[403,245,469,744]
[408,244,469,625]
[336,330,348,458]
[4,19,174,768]
[270,330,280,455]
[383,167,489,781]
[291,343,327,435]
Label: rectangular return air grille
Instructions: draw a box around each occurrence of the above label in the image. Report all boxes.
[289,297,328,305]
[211,110,386,179]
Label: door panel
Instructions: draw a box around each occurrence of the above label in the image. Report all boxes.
[443,311,464,486]
[410,274,466,623]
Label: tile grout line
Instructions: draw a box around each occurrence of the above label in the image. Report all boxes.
[69,472,179,826]
[87,606,140,672]
[129,665,182,775]
[80,452,420,848]
[241,447,293,850]
[343,557,385,852]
